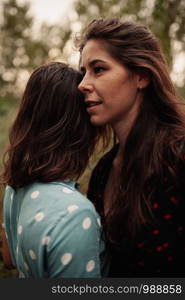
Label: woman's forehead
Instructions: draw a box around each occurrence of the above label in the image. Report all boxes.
[80,39,114,67]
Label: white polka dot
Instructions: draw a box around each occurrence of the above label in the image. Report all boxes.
[62,187,73,194]
[61,253,72,265]
[31,191,40,199]
[34,212,45,222]
[97,218,101,227]
[86,260,95,272]
[17,225,23,234]
[82,217,92,229]
[29,249,37,260]
[67,205,79,213]
[42,236,51,245]
[24,262,29,271]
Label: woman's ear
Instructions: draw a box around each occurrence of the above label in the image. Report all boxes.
[136,69,151,89]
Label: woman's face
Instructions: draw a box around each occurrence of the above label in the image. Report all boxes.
[78,39,145,128]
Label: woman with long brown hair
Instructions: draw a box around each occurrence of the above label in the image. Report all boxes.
[1,62,108,278]
[77,18,185,277]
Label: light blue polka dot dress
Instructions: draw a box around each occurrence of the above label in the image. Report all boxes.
[3,181,109,278]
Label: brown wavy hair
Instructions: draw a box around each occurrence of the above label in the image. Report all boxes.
[77,18,185,245]
[1,62,107,188]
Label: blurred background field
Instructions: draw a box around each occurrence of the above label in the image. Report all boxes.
[0,0,185,277]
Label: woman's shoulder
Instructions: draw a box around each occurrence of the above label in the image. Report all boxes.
[16,181,102,238]
[164,137,185,165]
[20,181,97,211]
[161,138,185,187]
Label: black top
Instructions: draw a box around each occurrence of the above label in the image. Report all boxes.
[87,144,185,277]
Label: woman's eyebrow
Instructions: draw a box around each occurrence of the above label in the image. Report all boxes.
[80,59,107,72]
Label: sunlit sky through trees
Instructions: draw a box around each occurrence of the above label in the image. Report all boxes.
[25,0,74,25]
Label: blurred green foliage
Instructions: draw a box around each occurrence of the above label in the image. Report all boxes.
[0,0,72,99]
[73,0,185,68]
[0,0,184,277]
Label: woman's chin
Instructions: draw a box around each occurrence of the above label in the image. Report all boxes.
[90,116,106,126]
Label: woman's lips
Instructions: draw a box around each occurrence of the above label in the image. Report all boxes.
[85,100,103,107]
[85,100,103,113]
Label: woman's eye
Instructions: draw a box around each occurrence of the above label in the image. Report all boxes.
[94,67,105,74]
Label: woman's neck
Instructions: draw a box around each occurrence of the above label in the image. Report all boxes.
[111,88,143,150]
[112,100,141,150]
[112,118,134,151]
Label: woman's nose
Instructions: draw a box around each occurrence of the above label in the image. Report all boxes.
[78,77,93,94]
